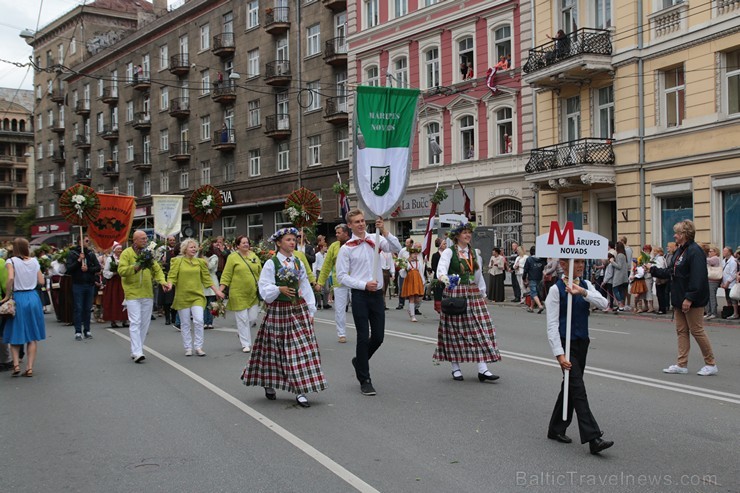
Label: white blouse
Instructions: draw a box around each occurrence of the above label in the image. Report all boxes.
[436,246,486,293]
[258,252,316,317]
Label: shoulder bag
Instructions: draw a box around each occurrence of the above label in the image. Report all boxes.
[239,253,263,301]
[441,297,467,315]
[730,283,740,301]
[707,264,723,281]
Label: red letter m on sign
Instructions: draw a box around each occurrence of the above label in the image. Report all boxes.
[547,221,575,245]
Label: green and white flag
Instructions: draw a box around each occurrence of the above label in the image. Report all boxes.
[354,86,420,217]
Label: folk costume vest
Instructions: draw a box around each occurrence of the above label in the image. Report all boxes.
[556,278,591,341]
[449,247,478,284]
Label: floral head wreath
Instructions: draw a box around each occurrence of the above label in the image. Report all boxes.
[407,245,422,254]
[269,227,300,243]
[447,222,477,240]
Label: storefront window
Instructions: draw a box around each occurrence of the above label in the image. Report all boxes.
[723,190,740,250]
[661,195,693,249]
[565,196,583,229]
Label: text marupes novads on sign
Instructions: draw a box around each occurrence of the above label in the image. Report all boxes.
[535,221,609,260]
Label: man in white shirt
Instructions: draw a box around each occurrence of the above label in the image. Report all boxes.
[337,209,402,396]
[380,250,394,309]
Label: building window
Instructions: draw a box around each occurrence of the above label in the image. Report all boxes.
[49,202,56,216]
[70,37,76,54]
[661,194,693,248]
[159,44,169,70]
[37,143,43,160]
[307,81,321,111]
[200,115,211,141]
[97,150,105,169]
[425,48,440,89]
[36,114,42,130]
[564,96,581,141]
[160,130,169,152]
[277,142,290,171]
[248,49,260,77]
[308,135,321,166]
[179,168,189,189]
[160,86,169,110]
[249,149,261,176]
[248,100,261,127]
[458,36,474,81]
[200,24,210,51]
[365,0,379,28]
[496,107,513,155]
[37,172,43,189]
[201,160,211,185]
[365,65,380,86]
[38,205,44,218]
[201,70,210,95]
[337,127,349,161]
[274,211,292,229]
[126,140,134,162]
[160,171,169,192]
[565,195,583,229]
[426,122,441,165]
[725,49,740,115]
[126,101,134,122]
[247,1,259,28]
[597,86,615,138]
[307,24,321,56]
[494,25,512,69]
[48,171,55,187]
[224,161,235,181]
[595,0,612,29]
[143,174,151,196]
[460,115,475,160]
[127,178,135,196]
[663,66,685,128]
[222,216,237,237]
[722,189,740,250]
[394,57,408,87]
[247,213,263,242]
[394,0,408,18]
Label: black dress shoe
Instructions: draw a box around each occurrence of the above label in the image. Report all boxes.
[547,432,573,443]
[478,372,500,382]
[414,309,422,315]
[323,305,332,309]
[295,395,310,408]
[589,437,614,454]
[451,370,464,381]
[395,305,404,310]
[264,387,277,400]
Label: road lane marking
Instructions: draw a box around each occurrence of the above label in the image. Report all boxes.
[107,329,380,493]
[589,328,630,334]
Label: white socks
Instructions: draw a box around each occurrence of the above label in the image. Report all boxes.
[451,362,461,372]
[477,362,489,374]
[408,302,415,318]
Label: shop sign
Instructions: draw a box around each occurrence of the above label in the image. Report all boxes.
[393,188,475,218]
[220,190,234,204]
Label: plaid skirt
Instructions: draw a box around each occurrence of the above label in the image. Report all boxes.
[433,284,501,363]
[243,299,326,394]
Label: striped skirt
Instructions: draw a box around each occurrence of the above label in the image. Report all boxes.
[243,299,326,394]
[433,284,501,363]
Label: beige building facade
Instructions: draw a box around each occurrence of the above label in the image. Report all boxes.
[524,0,740,250]
[0,93,34,241]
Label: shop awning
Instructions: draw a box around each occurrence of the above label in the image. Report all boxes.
[30,233,68,245]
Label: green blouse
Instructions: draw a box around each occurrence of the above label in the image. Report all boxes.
[220,251,262,311]
[167,256,213,310]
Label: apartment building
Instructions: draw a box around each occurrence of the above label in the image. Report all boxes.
[30,0,350,243]
[0,93,34,242]
[348,0,535,252]
[524,0,740,249]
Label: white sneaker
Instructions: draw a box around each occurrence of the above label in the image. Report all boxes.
[185,349,192,357]
[242,346,251,353]
[697,365,718,376]
[662,364,688,374]
[706,314,716,320]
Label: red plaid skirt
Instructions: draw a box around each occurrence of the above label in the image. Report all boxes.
[433,284,501,363]
[243,299,326,394]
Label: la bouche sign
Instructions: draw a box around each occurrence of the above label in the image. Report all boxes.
[535,221,609,260]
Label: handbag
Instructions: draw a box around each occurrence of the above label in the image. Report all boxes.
[730,283,740,301]
[441,297,467,315]
[707,265,723,281]
[0,299,16,317]
[239,253,263,301]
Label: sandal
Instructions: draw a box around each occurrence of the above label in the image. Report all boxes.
[23,369,33,377]
[11,365,20,377]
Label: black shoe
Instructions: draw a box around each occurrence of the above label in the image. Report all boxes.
[151,315,156,320]
[83,331,93,339]
[510,298,519,303]
[451,370,464,381]
[265,387,277,400]
[589,437,614,455]
[384,306,389,311]
[547,432,573,444]
[295,395,310,408]
[395,305,404,310]
[414,309,422,315]
[110,322,119,328]
[478,372,500,382]
[165,318,171,325]
[74,333,83,341]
[360,380,376,396]
[122,321,129,327]
[134,355,146,363]
[538,307,545,314]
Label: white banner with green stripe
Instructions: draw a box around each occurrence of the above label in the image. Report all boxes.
[353,86,420,217]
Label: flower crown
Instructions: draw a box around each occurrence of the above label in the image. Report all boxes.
[447,221,477,239]
[269,227,300,243]
[407,246,422,254]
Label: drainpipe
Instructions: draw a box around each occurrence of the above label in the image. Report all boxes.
[530,0,539,236]
[637,0,646,246]
[296,0,303,188]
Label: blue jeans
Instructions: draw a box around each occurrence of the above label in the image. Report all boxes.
[613,283,625,304]
[529,280,540,300]
[72,283,95,334]
[350,289,385,383]
[203,296,215,326]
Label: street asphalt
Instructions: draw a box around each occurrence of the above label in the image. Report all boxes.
[2,295,738,493]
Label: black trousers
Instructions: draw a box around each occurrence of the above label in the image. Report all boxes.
[548,338,602,444]
[511,273,521,301]
[351,289,385,383]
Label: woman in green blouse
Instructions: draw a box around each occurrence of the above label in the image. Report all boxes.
[219,235,262,353]
[168,239,224,356]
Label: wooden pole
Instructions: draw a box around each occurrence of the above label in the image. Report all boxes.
[562,258,574,421]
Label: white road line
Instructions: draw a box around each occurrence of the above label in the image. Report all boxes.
[313,318,740,405]
[107,329,380,493]
[590,328,630,334]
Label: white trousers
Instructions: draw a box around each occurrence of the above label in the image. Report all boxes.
[235,305,260,348]
[127,298,153,358]
[179,306,204,350]
[333,286,350,337]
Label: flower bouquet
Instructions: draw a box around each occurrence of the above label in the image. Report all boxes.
[430,187,448,205]
[284,187,321,228]
[54,248,71,264]
[252,241,274,265]
[210,299,227,318]
[394,257,408,271]
[135,241,158,270]
[38,256,52,274]
[188,184,223,224]
[438,274,460,289]
[109,257,119,273]
[276,265,301,304]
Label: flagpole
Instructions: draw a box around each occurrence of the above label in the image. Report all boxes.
[372,217,380,283]
[562,258,574,421]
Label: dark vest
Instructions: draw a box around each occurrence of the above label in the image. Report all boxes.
[272,256,303,302]
[557,278,591,341]
[449,247,477,284]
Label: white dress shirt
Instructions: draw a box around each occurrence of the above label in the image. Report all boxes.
[545,277,608,357]
[336,232,402,291]
[436,245,486,293]
[258,251,316,317]
[380,251,394,276]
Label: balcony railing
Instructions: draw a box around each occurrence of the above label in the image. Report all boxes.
[100,125,119,140]
[132,153,152,170]
[132,112,151,130]
[211,84,237,103]
[525,138,615,173]
[74,135,91,148]
[169,97,190,118]
[102,161,119,177]
[100,87,119,104]
[523,28,612,75]
[75,100,90,115]
[265,114,291,138]
[212,128,236,150]
[169,141,191,161]
[131,71,151,90]
[324,97,348,124]
[169,54,190,75]
[322,0,346,11]
[51,120,65,133]
[324,37,347,64]
[50,89,65,103]
[212,33,236,57]
[264,60,291,85]
[51,150,66,164]
[265,7,290,33]
[76,169,92,184]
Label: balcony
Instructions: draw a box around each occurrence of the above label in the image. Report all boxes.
[102,161,119,178]
[264,60,291,86]
[0,155,26,167]
[74,134,91,149]
[169,54,190,76]
[0,207,23,217]
[212,129,236,151]
[131,71,151,91]
[132,153,152,171]
[53,187,65,196]
[324,37,347,65]
[264,7,290,34]
[212,33,235,58]
[169,141,191,162]
[100,125,119,141]
[169,98,190,119]
[264,114,291,139]
[522,28,613,89]
[132,112,151,131]
[0,180,16,190]
[100,87,119,105]
[50,89,65,104]
[322,0,346,11]
[52,150,66,164]
[75,100,90,116]
[76,169,92,185]
[51,120,66,134]
[324,97,348,125]
[211,83,237,104]
[524,138,616,190]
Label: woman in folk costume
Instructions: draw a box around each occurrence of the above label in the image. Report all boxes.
[400,245,425,322]
[102,243,127,328]
[243,227,326,408]
[434,222,501,382]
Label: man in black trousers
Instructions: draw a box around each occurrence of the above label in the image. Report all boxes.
[66,236,101,341]
[545,258,614,455]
